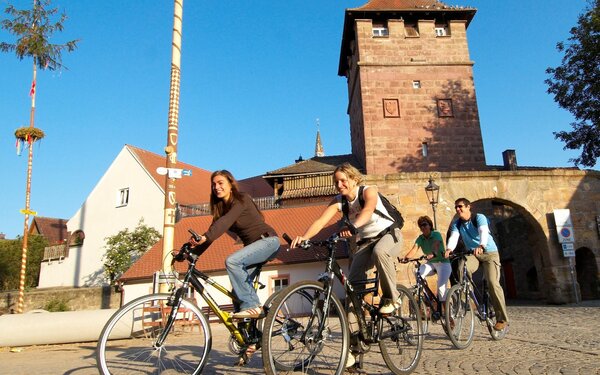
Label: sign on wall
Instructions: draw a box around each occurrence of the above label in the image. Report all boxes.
[553,209,575,257]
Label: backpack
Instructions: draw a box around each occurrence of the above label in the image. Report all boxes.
[457,213,495,240]
[341,186,404,230]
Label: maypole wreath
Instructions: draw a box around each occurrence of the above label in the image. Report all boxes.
[15,126,45,155]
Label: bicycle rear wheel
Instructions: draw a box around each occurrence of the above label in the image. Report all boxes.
[379,285,422,375]
[261,280,348,375]
[97,293,211,375]
[445,284,475,349]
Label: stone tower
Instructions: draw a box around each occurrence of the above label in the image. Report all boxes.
[338,0,486,174]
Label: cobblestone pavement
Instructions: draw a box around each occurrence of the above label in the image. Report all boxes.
[1,300,598,375]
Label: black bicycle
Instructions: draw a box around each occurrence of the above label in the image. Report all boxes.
[97,229,278,374]
[444,249,508,349]
[261,233,422,375]
[400,255,450,337]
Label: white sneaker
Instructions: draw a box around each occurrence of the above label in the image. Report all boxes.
[345,353,356,368]
[379,301,401,315]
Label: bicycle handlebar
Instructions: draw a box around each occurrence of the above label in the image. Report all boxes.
[282,232,343,250]
[171,229,203,264]
[399,255,428,264]
[448,248,475,259]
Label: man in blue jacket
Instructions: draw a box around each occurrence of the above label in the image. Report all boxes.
[444,197,509,331]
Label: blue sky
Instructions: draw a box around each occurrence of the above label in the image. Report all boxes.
[1,0,592,239]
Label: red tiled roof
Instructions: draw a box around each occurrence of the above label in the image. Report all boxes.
[121,203,343,281]
[127,145,213,205]
[265,154,362,177]
[29,217,68,245]
[238,175,274,197]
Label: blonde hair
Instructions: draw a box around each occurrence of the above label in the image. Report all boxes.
[333,162,364,184]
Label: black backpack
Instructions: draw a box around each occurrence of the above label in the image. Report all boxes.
[341,186,404,230]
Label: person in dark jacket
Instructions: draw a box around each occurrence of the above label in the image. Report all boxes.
[190,170,280,319]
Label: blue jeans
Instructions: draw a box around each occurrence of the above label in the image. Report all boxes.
[225,236,280,311]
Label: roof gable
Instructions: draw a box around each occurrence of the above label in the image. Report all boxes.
[29,217,68,245]
[265,154,362,177]
[126,145,213,204]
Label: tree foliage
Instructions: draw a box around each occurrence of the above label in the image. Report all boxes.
[0,235,48,291]
[545,0,600,168]
[0,0,78,70]
[102,219,162,283]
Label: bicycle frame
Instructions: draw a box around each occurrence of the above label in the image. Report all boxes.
[161,249,264,348]
[302,235,395,344]
[407,257,442,318]
[453,253,491,322]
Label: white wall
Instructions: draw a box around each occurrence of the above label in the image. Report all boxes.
[39,146,164,288]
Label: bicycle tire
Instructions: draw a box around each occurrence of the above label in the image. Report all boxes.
[261,280,348,375]
[379,284,422,374]
[97,293,211,375]
[486,303,507,341]
[412,287,430,335]
[445,284,475,349]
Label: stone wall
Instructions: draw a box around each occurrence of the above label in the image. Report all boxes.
[0,286,121,314]
[366,168,600,304]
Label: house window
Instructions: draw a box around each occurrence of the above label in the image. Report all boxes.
[117,187,129,207]
[435,26,449,37]
[412,80,421,89]
[272,275,290,294]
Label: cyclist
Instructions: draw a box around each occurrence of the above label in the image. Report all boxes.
[444,198,509,331]
[291,163,403,367]
[402,215,451,312]
[189,170,280,319]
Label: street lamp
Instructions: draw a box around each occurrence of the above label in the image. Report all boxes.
[424,176,440,230]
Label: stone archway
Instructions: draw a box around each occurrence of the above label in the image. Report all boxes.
[575,247,599,300]
[470,198,549,301]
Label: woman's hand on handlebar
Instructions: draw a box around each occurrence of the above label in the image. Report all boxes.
[291,235,307,249]
[338,227,354,238]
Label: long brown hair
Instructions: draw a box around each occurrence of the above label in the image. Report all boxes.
[333,162,364,184]
[210,170,245,221]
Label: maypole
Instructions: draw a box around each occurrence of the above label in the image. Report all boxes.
[15,59,43,314]
[2,0,78,313]
[161,0,184,285]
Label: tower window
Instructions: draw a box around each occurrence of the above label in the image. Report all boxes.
[405,24,419,37]
[372,22,389,37]
[435,25,449,37]
[412,80,421,89]
[422,142,429,157]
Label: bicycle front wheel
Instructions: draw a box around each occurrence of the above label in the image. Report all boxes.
[379,284,423,375]
[97,293,211,375]
[445,284,475,349]
[261,280,348,375]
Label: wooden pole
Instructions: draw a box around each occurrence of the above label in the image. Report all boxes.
[161,0,184,289]
[17,59,38,314]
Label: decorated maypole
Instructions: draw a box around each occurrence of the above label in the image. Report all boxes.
[161,0,184,283]
[1,0,78,313]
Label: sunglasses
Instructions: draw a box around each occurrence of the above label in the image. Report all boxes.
[455,204,466,209]
[418,223,429,228]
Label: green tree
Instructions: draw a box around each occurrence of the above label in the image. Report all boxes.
[102,219,162,283]
[0,235,48,291]
[545,0,600,168]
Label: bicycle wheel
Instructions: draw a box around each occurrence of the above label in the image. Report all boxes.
[445,284,475,349]
[97,293,211,375]
[485,303,507,341]
[414,291,430,335]
[379,284,422,375]
[261,280,348,375]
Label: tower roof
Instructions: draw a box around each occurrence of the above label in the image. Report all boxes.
[338,0,476,75]
[315,130,324,157]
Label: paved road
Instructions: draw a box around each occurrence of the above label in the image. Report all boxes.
[1,300,599,375]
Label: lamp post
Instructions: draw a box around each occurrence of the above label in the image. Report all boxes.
[424,176,440,230]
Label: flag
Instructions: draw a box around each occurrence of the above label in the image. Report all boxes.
[29,80,36,96]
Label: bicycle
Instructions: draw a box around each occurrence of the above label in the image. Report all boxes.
[400,255,449,337]
[444,249,508,349]
[261,233,422,375]
[96,229,279,374]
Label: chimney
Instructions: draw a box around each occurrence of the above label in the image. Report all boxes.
[502,149,518,171]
